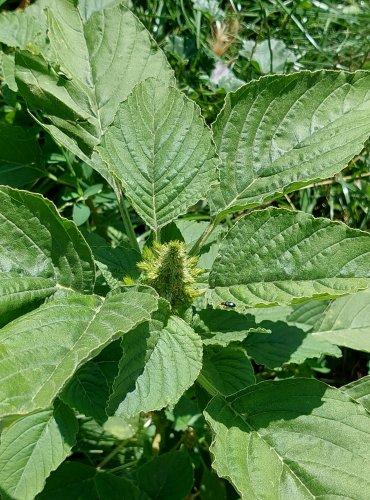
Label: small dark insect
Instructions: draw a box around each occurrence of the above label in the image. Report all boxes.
[221,301,236,308]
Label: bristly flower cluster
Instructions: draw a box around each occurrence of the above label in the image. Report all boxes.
[137,241,204,308]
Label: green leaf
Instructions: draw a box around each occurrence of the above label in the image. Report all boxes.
[0,8,45,49]
[311,288,370,352]
[248,300,329,332]
[0,401,78,500]
[137,450,193,500]
[15,1,174,171]
[240,39,298,74]
[72,202,90,226]
[0,124,45,187]
[342,375,370,412]
[0,288,158,417]
[37,461,148,499]
[108,309,203,418]
[166,395,204,432]
[0,186,94,326]
[82,231,141,282]
[245,321,341,369]
[209,208,370,308]
[103,415,139,440]
[285,299,329,331]
[60,360,113,423]
[97,78,219,232]
[1,53,17,92]
[211,71,370,216]
[193,309,269,347]
[204,378,370,499]
[200,346,255,396]
[175,219,225,277]
[200,466,227,500]
[78,0,122,21]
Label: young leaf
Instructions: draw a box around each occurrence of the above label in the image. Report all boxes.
[0,288,158,417]
[204,378,370,499]
[37,461,148,499]
[108,311,203,418]
[209,208,370,308]
[200,346,255,396]
[311,288,370,352]
[0,186,94,327]
[0,401,78,500]
[137,450,194,500]
[97,78,219,232]
[211,71,370,216]
[245,321,341,369]
[15,1,174,167]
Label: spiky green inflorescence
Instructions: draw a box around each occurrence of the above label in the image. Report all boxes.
[137,241,204,308]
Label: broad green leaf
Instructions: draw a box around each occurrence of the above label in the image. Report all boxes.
[312,288,370,352]
[61,342,121,424]
[211,71,370,216]
[342,375,370,412]
[78,0,122,21]
[200,346,255,396]
[285,299,329,331]
[0,124,45,188]
[193,309,269,347]
[15,1,174,172]
[0,401,78,500]
[0,186,94,326]
[209,208,370,308]
[0,53,17,91]
[82,231,141,282]
[0,8,45,49]
[97,78,219,232]
[60,360,112,423]
[249,300,329,332]
[108,309,203,418]
[204,378,370,499]
[137,450,193,500]
[37,461,148,499]
[0,288,158,417]
[245,321,341,369]
[200,466,227,500]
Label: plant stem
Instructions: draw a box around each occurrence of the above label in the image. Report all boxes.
[97,440,127,470]
[188,219,218,257]
[112,180,141,254]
